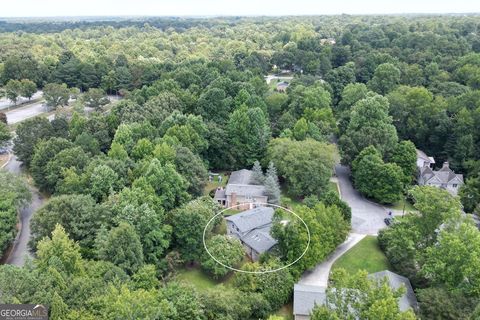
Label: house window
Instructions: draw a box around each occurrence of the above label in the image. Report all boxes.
[246,194,252,200]
[453,184,458,188]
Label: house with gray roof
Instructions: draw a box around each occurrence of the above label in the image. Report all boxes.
[293,270,417,319]
[368,270,418,311]
[293,284,327,320]
[214,169,268,210]
[225,207,276,261]
[418,161,464,195]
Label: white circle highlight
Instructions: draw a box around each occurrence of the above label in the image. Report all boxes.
[202,202,310,274]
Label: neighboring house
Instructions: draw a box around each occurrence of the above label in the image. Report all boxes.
[214,169,268,210]
[416,149,435,170]
[276,81,289,92]
[368,270,418,312]
[320,38,336,45]
[293,284,327,320]
[225,206,277,261]
[293,270,417,319]
[418,161,464,195]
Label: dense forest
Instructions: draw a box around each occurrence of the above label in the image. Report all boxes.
[1,14,480,319]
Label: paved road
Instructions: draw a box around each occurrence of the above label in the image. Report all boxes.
[298,165,390,286]
[336,165,389,235]
[5,101,49,124]
[0,91,43,111]
[298,233,365,287]
[2,155,45,266]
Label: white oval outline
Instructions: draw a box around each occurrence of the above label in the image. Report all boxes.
[202,202,311,274]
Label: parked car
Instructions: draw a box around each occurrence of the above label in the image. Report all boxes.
[384,217,394,226]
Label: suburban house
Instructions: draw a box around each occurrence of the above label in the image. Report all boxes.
[368,270,418,312]
[293,284,327,320]
[293,270,417,319]
[418,161,464,196]
[214,169,268,210]
[416,149,435,170]
[276,81,289,92]
[225,206,277,261]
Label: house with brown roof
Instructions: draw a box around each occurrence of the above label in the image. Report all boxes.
[418,161,464,195]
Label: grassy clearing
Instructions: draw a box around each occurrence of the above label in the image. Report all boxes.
[175,268,217,291]
[332,236,390,275]
[329,181,339,195]
[204,171,229,196]
[274,302,294,320]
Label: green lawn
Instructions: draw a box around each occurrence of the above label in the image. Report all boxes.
[204,172,229,196]
[274,302,293,320]
[331,236,390,275]
[329,181,340,196]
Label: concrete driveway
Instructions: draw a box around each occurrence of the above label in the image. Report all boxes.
[335,165,389,235]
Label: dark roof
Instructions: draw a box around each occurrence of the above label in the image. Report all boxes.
[241,225,277,253]
[225,207,274,233]
[229,169,253,184]
[368,270,418,311]
[293,284,327,316]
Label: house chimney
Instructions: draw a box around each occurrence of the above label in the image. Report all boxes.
[442,162,449,169]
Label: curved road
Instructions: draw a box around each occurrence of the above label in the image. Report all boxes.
[298,165,389,287]
[3,155,45,266]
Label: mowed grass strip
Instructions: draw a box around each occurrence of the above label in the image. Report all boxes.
[332,235,390,275]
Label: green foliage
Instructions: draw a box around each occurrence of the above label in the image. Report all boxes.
[37,224,84,276]
[96,222,144,274]
[201,234,244,279]
[368,63,401,95]
[170,197,220,262]
[272,203,349,279]
[312,269,416,320]
[43,83,70,109]
[267,138,337,197]
[339,94,398,164]
[13,117,54,166]
[227,106,271,168]
[389,140,417,184]
[81,88,109,110]
[352,146,404,204]
[30,194,109,255]
[0,122,11,147]
[0,171,31,254]
[174,146,208,197]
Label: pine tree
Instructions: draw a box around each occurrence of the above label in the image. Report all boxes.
[266,161,279,184]
[251,160,265,185]
[265,175,281,205]
[50,291,68,320]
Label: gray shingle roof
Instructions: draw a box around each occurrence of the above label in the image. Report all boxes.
[293,284,327,316]
[229,169,253,184]
[368,270,418,311]
[225,184,266,197]
[416,149,435,163]
[225,207,274,233]
[241,225,277,253]
[421,162,463,184]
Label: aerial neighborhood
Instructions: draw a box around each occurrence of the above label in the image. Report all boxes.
[1,5,480,320]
